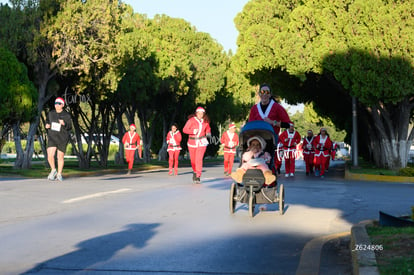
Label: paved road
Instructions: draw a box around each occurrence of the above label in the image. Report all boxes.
[0,161,413,274]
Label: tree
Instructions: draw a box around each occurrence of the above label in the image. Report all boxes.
[0,0,61,168]
[290,103,346,142]
[0,47,36,154]
[44,0,137,167]
[234,0,414,168]
[130,15,231,161]
[0,47,36,126]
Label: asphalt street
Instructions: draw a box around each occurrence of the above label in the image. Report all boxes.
[0,160,413,275]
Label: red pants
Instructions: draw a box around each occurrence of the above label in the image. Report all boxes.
[284,151,296,174]
[223,152,235,174]
[315,154,329,176]
[125,150,135,170]
[168,150,180,174]
[303,153,315,173]
[188,146,207,178]
[274,152,283,173]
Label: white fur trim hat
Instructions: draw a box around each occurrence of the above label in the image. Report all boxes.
[247,136,266,149]
[55,97,65,105]
[196,106,205,113]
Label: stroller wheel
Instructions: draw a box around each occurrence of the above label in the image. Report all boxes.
[248,193,255,218]
[229,182,237,214]
[279,184,285,215]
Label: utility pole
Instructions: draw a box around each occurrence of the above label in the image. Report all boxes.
[352,96,359,167]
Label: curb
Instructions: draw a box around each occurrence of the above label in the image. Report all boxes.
[350,220,380,275]
[345,167,414,183]
[295,232,350,275]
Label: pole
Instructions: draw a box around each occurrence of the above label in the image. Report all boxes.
[352,96,358,167]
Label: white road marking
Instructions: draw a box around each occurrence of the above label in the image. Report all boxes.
[62,188,132,204]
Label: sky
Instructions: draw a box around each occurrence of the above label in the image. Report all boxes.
[0,0,250,52]
[0,0,303,112]
[125,0,251,52]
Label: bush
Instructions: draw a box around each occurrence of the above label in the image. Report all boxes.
[108,144,119,160]
[1,142,14,153]
[1,141,42,154]
[398,167,414,177]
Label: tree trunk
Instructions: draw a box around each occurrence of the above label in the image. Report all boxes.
[158,117,168,161]
[14,58,55,169]
[114,107,126,165]
[137,108,155,164]
[21,116,40,169]
[365,99,414,169]
[12,123,24,168]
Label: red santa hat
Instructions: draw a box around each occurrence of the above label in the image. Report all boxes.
[55,97,65,105]
[195,106,205,113]
[247,136,266,149]
[289,122,294,127]
[130,124,136,129]
[229,123,236,129]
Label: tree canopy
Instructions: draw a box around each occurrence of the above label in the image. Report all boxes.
[0,47,36,127]
[234,0,414,168]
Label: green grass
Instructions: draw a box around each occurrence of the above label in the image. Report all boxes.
[0,156,224,178]
[347,159,408,176]
[366,224,414,275]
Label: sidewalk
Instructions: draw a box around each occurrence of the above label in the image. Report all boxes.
[295,160,414,275]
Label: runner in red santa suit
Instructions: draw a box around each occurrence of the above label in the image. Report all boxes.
[183,107,211,184]
[220,123,239,176]
[312,128,333,178]
[166,123,182,176]
[330,141,338,161]
[326,140,338,171]
[122,124,142,175]
[279,123,301,177]
[301,129,315,176]
[248,83,292,138]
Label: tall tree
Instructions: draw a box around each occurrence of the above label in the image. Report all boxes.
[0,0,61,168]
[44,0,136,167]
[234,0,414,168]
[0,47,36,154]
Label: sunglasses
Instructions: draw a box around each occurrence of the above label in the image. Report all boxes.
[55,102,63,105]
[259,90,271,95]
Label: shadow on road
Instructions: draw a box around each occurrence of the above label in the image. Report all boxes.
[22,223,160,274]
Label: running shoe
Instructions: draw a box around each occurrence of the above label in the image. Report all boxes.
[47,169,57,181]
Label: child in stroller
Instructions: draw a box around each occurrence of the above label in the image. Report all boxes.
[231,135,276,185]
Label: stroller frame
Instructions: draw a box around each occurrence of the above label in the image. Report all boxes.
[229,121,285,217]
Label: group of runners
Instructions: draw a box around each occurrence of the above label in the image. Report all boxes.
[276,126,338,179]
[45,83,337,183]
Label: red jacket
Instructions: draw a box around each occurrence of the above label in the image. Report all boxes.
[301,136,315,155]
[331,142,338,159]
[183,116,211,148]
[122,131,140,151]
[166,130,182,151]
[279,129,301,152]
[248,99,291,135]
[312,135,333,157]
[220,130,239,154]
